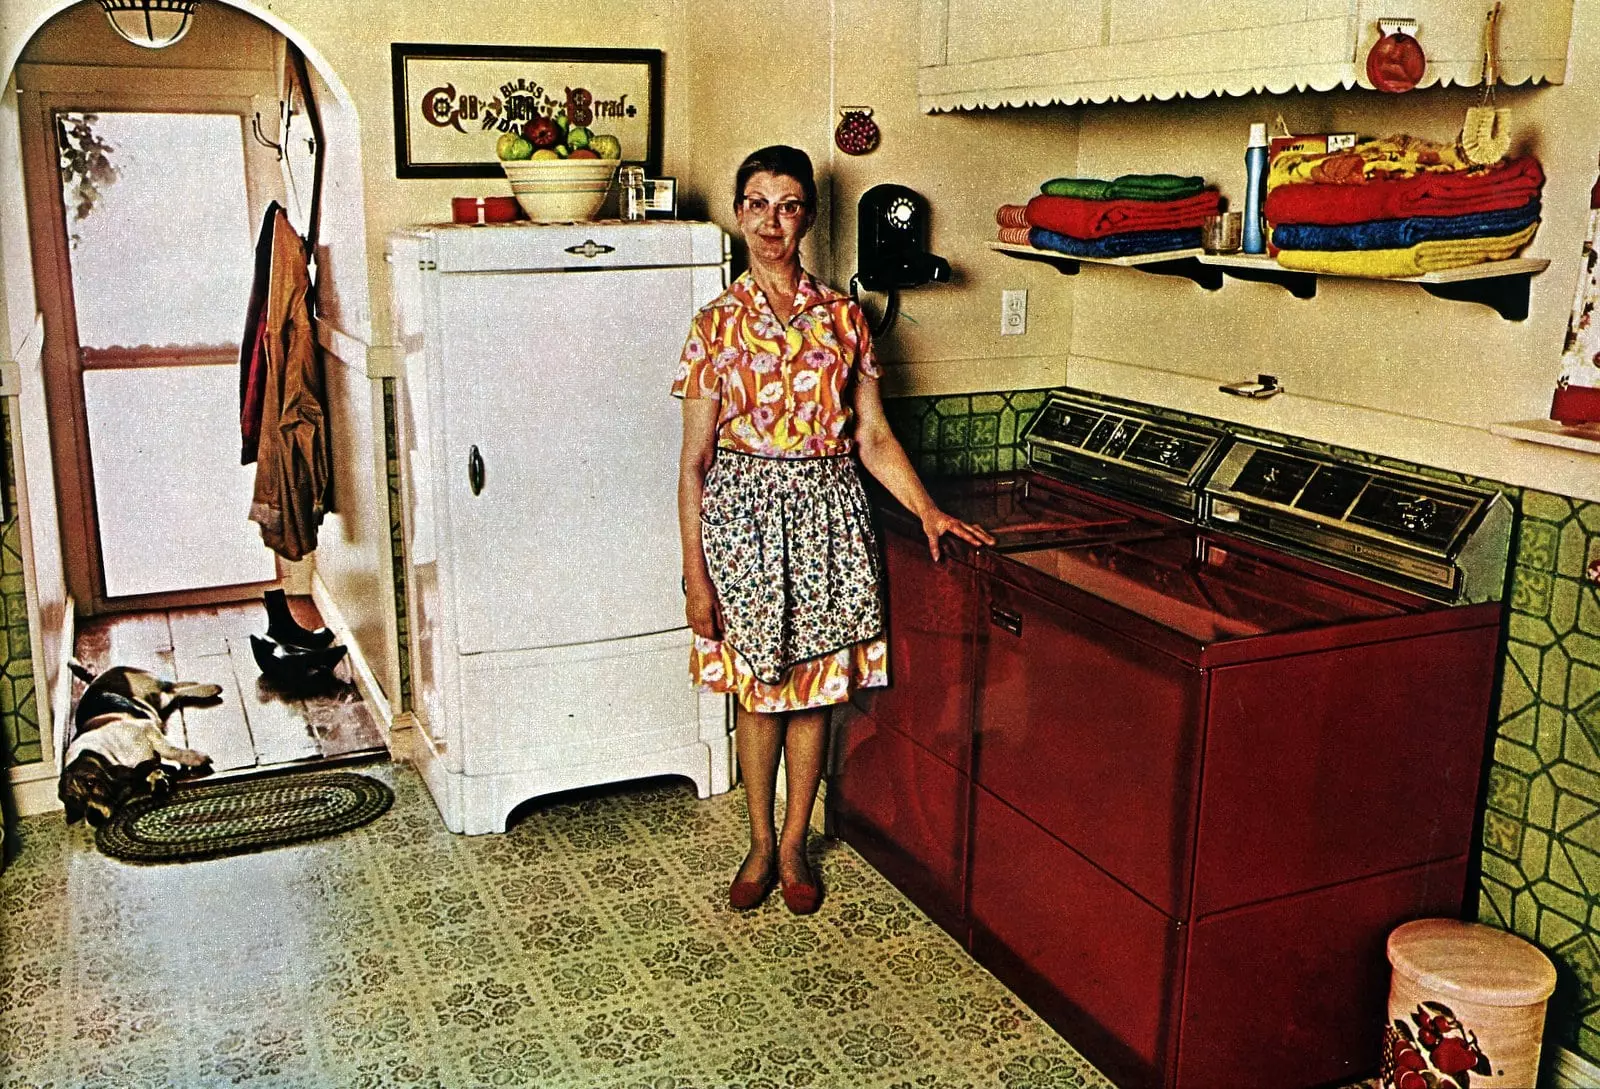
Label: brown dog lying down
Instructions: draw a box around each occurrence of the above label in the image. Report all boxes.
[59,662,219,826]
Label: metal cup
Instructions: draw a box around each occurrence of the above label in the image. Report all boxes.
[1202,212,1243,254]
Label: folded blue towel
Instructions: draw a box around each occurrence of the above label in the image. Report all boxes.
[1268,199,1541,252]
[1027,226,1202,259]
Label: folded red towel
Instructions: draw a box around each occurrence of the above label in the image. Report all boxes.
[996,204,1030,229]
[1024,190,1222,239]
[1264,156,1544,226]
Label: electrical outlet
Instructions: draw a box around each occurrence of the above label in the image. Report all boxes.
[1000,289,1027,336]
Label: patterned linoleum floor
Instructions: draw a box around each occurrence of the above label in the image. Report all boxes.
[0,763,1113,1089]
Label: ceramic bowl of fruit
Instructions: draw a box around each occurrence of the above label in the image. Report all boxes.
[497,117,625,221]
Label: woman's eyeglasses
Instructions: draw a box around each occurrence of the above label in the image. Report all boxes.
[740,196,807,220]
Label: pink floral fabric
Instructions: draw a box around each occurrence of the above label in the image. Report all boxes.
[671,271,882,456]
[672,270,889,712]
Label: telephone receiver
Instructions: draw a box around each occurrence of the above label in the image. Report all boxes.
[855,184,952,293]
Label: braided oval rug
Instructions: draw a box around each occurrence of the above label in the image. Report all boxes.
[96,771,393,863]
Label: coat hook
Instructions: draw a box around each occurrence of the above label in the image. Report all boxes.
[251,111,283,160]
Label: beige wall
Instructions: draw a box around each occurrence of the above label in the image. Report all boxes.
[681,0,1079,395]
[0,75,36,359]
[6,0,1598,439]
[2,0,696,337]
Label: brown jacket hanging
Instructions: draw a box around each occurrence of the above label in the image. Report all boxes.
[248,206,331,560]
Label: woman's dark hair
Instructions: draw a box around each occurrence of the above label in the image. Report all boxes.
[734,145,818,213]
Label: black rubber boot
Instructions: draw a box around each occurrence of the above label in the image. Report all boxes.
[249,634,347,693]
[263,588,336,650]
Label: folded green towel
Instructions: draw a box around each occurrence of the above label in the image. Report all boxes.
[1040,174,1207,201]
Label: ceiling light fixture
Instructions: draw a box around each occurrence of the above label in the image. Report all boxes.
[97,0,200,49]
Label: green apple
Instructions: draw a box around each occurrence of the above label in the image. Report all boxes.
[554,144,570,158]
[503,135,534,161]
[495,131,521,160]
[567,126,591,151]
[589,134,622,160]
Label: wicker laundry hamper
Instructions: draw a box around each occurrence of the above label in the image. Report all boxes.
[1382,919,1557,1089]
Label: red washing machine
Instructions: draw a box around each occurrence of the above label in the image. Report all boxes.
[832,401,1232,939]
[832,391,1515,1089]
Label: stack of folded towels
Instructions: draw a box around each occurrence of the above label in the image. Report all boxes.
[1264,134,1543,277]
[997,173,1222,259]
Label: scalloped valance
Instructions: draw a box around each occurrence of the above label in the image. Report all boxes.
[919,2,1572,114]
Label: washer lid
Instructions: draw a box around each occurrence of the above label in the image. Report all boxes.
[1386,919,1557,1006]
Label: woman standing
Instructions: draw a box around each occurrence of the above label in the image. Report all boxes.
[673,146,992,914]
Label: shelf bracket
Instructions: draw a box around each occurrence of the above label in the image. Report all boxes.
[996,249,1080,275]
[1136,257,1223,292]
[1417,274,1533,321]
[1216,264,1317,300]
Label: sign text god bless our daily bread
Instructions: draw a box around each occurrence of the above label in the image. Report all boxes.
[422,77,637,135]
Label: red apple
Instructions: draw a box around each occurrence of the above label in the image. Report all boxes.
[567,148,599,159]
[522,116,561,150]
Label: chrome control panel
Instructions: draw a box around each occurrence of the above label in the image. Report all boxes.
[1202,439,1513,603]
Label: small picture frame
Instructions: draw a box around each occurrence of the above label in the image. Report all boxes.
[644,177,677,218]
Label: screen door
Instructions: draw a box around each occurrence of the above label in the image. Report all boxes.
[60,110,276,598]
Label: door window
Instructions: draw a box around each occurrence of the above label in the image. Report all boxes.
[60,110,275,598]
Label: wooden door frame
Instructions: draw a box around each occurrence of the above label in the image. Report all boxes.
[16,62,286,615]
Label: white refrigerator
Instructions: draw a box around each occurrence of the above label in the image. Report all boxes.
[389,220,733,834]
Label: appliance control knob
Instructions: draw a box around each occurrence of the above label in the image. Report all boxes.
[1157,442,1181,466]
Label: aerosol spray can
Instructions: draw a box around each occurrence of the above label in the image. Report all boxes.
[1242,122,1269,254]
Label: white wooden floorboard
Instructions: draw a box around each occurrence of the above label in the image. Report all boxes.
[173,648,257,773]
[225,636,320,766]
[167,606,232,659]
[105,613,176,681]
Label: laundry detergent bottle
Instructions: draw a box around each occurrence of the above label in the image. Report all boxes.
[1242,122,1269,254]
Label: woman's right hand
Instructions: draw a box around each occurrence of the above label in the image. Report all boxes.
[685,573,724,640]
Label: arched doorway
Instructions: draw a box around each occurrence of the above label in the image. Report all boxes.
[6,0,384,776]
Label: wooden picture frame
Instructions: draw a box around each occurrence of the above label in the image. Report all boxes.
[390,43,662,179]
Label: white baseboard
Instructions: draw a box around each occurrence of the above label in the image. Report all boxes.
[9,761,59,817]
[1553,1046,1600,1089]
[4,596,76,820]
[308,572,408,756]
[50,594,76,766]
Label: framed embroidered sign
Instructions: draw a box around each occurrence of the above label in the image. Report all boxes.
[390,43,662,179]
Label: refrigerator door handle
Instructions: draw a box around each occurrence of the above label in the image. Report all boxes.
[467,445,485,496]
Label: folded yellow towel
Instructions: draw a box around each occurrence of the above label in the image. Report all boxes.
[1274,223,1537,278]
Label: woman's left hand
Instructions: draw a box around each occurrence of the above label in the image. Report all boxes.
[921,508,996,562]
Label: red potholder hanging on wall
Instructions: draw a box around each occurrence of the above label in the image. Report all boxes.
[835,108,880,155]
[1367,29,1427,93]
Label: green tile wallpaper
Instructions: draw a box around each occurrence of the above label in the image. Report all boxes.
[884,386,1600,1066]
[882,389,1046,479]
[0,408,39,771]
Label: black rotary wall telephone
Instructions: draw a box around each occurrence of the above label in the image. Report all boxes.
[851,184,951,334]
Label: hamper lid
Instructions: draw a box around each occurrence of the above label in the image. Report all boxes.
[1387,919,1557,1006]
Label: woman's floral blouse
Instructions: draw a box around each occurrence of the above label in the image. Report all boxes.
[671,271,882,456]
[672,269,889,711]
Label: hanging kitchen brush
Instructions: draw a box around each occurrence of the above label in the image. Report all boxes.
[1461,2,1512,165]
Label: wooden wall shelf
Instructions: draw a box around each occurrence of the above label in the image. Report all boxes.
[990,243,1550,321]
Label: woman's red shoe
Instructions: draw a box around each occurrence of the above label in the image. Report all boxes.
[729,871,775,911]
[780,876,821,915]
